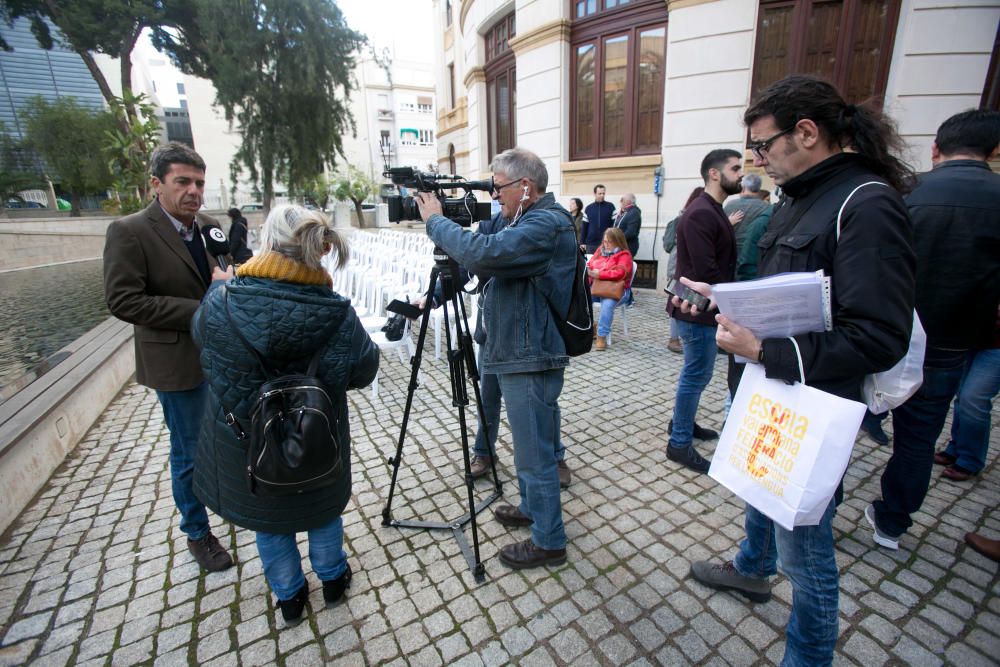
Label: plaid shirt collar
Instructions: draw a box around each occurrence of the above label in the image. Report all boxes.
[160,202,196,242]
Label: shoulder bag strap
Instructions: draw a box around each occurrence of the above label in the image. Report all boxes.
[223,287,278,379]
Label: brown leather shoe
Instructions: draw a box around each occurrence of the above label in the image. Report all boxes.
[934,450,957,466]
[965,532,1000,563]
[595,336,607,351]
[667,338,682,354]
[469,455,492,479]
[494,504,532,527]
[941,465,976,481]
[187,533,234,572]
[499,538,566,569]
[557,460,571,488]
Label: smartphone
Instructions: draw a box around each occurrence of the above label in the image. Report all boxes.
[664,278,710,311]
[386,299,424,319]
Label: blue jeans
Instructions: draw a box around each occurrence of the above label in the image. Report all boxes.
[944,348,1000,473]
[734,500,839,667]
[256,517,348,600]
[474,366,564,463]
[156,383,210,541]
[669,319,717,450]
[876,348,967,536]
[497,369,566,550]
[593,289,630,337]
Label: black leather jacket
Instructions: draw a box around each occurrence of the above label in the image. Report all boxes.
[907,159,1000,351]
[757,154,916,401]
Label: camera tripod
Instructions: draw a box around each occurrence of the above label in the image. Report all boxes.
[381,248,503,583]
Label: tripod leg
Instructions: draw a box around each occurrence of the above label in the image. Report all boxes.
[382,268,438,526]
[442,288,486,578]
[455,294,503,494]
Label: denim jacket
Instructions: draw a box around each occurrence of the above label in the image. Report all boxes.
[426,192,577,374]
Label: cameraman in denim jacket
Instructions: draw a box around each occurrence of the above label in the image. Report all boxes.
[415,147,577,570]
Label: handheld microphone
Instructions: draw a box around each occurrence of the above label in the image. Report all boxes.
[201,224,231,270]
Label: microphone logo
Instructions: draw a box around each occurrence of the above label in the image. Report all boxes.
[208,227,227,243]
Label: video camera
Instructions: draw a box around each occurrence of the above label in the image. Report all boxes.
[383,167,493,227]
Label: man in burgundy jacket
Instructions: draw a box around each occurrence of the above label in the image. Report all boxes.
[665,148,742,473]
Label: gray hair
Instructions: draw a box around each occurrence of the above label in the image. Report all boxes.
[622,192,636,205]
[489,147,548,192]
[259,205,349,270]
[741,173,762,193]
[150,142,206,180]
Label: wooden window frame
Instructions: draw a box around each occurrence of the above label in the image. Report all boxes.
[751,0,902,104]
[486,12,517,162]
[569,0,667,160]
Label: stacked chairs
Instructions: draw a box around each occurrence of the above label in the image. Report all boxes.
[328,230,436,397]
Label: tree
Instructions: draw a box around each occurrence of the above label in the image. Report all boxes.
[104,91,161,210]
[0,122,43,216]
[22,97,115,216]
[301,174,333,211]
[333,166,377,225]
[153,0,366,211]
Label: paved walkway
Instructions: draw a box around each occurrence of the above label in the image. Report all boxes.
[1,291,998,666]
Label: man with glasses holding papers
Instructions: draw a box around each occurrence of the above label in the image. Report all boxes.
[676,76,916,667]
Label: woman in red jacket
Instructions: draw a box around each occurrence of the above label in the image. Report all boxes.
[587,227,633,351]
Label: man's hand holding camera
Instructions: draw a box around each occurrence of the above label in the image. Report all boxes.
[414,191,444,222]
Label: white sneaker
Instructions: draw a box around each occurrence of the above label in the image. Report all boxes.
[865,504,899,550]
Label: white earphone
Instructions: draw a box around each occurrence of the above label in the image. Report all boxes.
[520,186,529,202]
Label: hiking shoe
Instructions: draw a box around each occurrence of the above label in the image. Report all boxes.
[667,445,710,474]
[668,419,718,441]
[667,338,682,354]
[557,460,571,488]
[495,504,533,527]
[187,533,234,572]
[322,564,352,606]
[277,583,309,623]
[690,560,771,603]
[469,455,492,479]
[864,504,899,550]
[499,538,566,570]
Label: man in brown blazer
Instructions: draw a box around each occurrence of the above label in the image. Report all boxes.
[104,142,234,572]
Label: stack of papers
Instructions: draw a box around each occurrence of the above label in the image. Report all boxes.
[712,271,832,361]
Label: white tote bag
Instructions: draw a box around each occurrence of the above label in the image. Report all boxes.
[863,311,926,414]
[709,364,866,531]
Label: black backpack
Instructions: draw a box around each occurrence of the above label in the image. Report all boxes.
[536,247,593,357]
[222,289,342,497]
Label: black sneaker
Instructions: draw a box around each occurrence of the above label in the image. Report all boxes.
[667,445,710,474]
[187,533,234,572]
[668,419,719,441]
[860,412,890,446]
[277,583,309,623]
[322,564,352,606]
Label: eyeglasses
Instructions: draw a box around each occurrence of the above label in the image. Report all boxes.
[491,177,521,196]
[748,126,796,160]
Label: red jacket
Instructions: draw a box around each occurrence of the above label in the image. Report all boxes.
[587,249,633,288]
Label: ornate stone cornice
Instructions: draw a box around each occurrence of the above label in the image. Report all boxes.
[508,19,571,56]
[463,66,486,88]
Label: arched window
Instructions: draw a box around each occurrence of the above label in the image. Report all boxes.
[485,12,516,161]
[570,0,667,160]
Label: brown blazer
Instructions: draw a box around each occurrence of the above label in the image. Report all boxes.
[104,200,220,391]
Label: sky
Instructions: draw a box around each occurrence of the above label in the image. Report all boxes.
[336,0,435,61]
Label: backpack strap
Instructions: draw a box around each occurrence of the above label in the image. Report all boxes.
[836,181,887,241]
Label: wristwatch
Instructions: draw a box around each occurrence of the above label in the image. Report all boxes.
[757,343,765,364]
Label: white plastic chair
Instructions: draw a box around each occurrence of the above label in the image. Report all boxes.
[368,317,415,398]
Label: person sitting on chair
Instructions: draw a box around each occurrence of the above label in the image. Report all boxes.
[587,227,633,351]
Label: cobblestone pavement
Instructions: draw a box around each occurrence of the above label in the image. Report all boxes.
[1,290,998,666]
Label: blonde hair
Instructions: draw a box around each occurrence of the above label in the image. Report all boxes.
[259,205,349,270]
